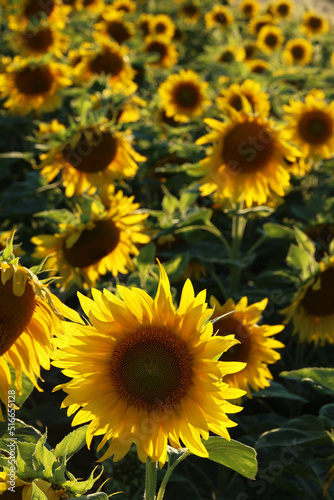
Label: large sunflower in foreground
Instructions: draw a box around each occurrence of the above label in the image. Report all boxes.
[195,106,300,207]
[281,256,334,345]
[31,195,150,290]
[0,57,71,115]
[210,296,284,397]
[283,92,334,160]
[300,11,329,37]
[283,38,314,66]
[52,262,246,467]
[38,120,145,196]
[158,69,210,123]
[216,79,270,117]
[0,239,80,420]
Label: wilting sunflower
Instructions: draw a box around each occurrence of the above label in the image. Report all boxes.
[94,10,134,45]
[281,256,334,345]
[205,5,234,29]
[257,25,284,54]
[112,0,136,13]
[216,79,271,116]
[38,120,145,196]
[178,2,201,25]
[248,15,275,35]
[9,22,70,58]
[73,41,136,95]
[0,56,71,115]
[239,0,260,18]
[195,106,300,207]
[8,0,70,30]
[301,11,329,37]
[283,38,313,66]
[0,238,80,420]
[52,262,246,467]
[0,475,69,500]
[144,35,178,68]
[148,14,176,40]
[283,92,334,160]
[31,194,150,290]
[246,58,271,74]
[158,69,210,123]
[210,296,284,397]
[272,0,294,20]
[218,45,246,64]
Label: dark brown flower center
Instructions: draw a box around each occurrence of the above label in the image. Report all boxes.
[214,12,228,24]
[298,110,333,145]
[308,16,322,30]
[251,62,267,73]
[277,3,289,16]
[229,94,243,111]
[15,67,53,95]
[23,0,55,18]
[139,20,150,36]
[222,121,274,173]
[243,5,253,16]
[63,219,120,268]
[62,131,118,173]
[291,45,305,60]
[220,50,235,63]
[21,28,54,53]
[83,0,96,6]
[302,268,334,316]
[110,326,193,412]
[155,22,167,34]
[146,41,167,62]
[115,3,130,12]
[0,276,36,356]
[245,44,256,59]
[1,486,25,500]
[107,21,131,44]
[173,82,200,109]
[255,21,268,34]
[264,33,279,48]
[89,50,124,77]
[305,223,334,261]
[181,4,198,16]
[214,317,251,363]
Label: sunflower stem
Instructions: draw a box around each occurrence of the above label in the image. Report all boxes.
[157,452,191,500]
[144,458,157,500]
[230,204,247,294]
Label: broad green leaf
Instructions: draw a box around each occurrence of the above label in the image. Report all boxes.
[252,381,308,403]
[202,437,257,480]
[54,425,89,461]
[32,433,56,473]
[0,419,42,444]
[31,482,48,500]
[134,242,156,279]
[263,223,295,240]
[319,403,334,429]
[65,467,102,495]
[280,368,334,396]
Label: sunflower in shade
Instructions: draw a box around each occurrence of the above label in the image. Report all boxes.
[52,261,246,467]
[38,119,145,197]
[144,35,178,68]
[216,79,271,116]
[301,11,329,37]
[195,104,300,207]
[31,194,150,291]
[148,14,176,40]
[281,256,334,345]
[0,236,81,420]
[158,69,210,123]
[257,25,284,54]
[205,5,234,29]
[9,21,70,57]
[8,0,70,30]
[210,296,284,397]
[283,38,313,66]
[239,0,260,18]
[94,9,134,45]
[0,56,71,116]
[283,91,334,160]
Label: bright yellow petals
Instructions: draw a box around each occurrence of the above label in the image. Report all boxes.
[9,23,70,57]
[31,194,150,291]
[281,257,334,345]
[210,296,284,397]
[0,57,71,116]
[205,5,234,29]
[8,0,70,31]
[144,35,178,68]
[239,0,260,18]
[257,25,284,54]
[148,14,176,40]
[112,0,136,13]
[301,11,329,37]
[52,263,245,467]
[246,58,271,74]
[272,0,294,20]
[94,10,134,45]
[216,79,271,117]
[283,38,313,66]
[158,69,210,123]
[248,15,275,35]
[196,108,300,207]
[283,92,334,160]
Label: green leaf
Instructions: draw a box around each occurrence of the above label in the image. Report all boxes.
[34,209,74,225]
[9,366,34,408]
[280,368,334,396]
[65,467,102,495]
[30,481,48,500]
[74,494,108,500]
[134,242,156,279]
[32,433,57,475]
[202,437,258,480]
[319,403,334,429]
[54,425,89,461]
[252,381,308,403]
[263,223,295,240]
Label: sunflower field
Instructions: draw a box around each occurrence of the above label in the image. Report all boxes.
[1,0,334,499]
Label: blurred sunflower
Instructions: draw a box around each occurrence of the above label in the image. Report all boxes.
[283,92,334,160]
[137,13,153,37]
[205,5,234,29]
[239,0,260,18]
[0,475,69,500]
[9,23,70,58]
[0,57,71,115]
[301,11,329,37]
[283,37,313,66]
[178,2,201,25]
[257,25,284,54]
[248,14,275,35]
[39,120,145,196]
[144,35,178,68]
[272,0,294,20]
[0,238,80,420]
[243,41,259,60]
[112,0,136,13]
[72,0,105,13]
[195,106,300,207]
[158,69,210,123]
[246,58,271,74]
[8,0,70,30]
[52,262,246,467]
[94,10,134,45]
[210,296,284,397]
[31,194,150,290]
[218,45,246,63]
[281,256,334,345]
[216,79,271,116]
[148,14,176,40]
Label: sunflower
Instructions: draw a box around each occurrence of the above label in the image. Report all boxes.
[148,14,176,40]
[144,35,178,68]
[112,0,136,13]
[246,58,271,74]
[8,0,70,30]
[301,11,329,37]
[210,296,284,397]
[94,10,134,45]
[38,121,145,196]
[218,45,246,64]
[283,92,334,160]
[257,25,284,54]
[248,15,275,35]
[281,256,334,345]
[195,106,300,207]
[72,0,105,13]
[0,239,80,420]
[283,37,313,66]
[52,262,246,467]
[216,79,271,116]
[0,57,71,116]
[73,41,136,95]
[0,475,69,500]
[178,2,201,25]
[205,5,234,29]
[9,23,70,58]
[239,0,260,18]
[31,194,150,290]
[243,41,258,60]
[272,0,294,20]
[158,69,210,123]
